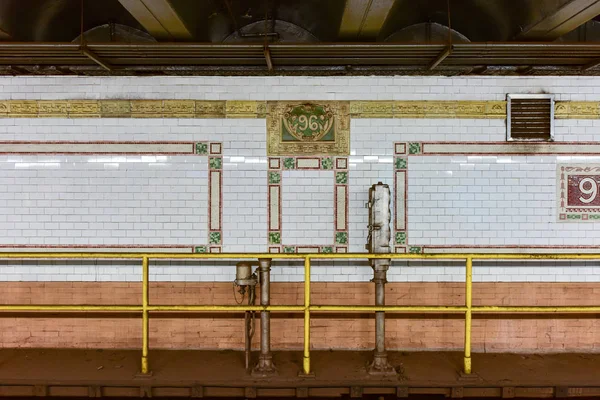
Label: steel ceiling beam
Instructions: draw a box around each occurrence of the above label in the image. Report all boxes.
[2,43,600,75]
[118,0,192,40]
[338,0,396,40]
[0,28,10,40]
[515,0,600,40]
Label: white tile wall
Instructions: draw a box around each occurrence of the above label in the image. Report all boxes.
[281,170,334,245]
[407,155,600,246]
[0,155,207,245]
[0,76,599,282]
[554,120,600,142]
[0,259,599,283]
[4,75,600,101]
[222,159,267,252]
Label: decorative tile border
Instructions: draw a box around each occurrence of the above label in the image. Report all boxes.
[420,245,600,254]
[419,142,600,155]
[0,141,196,154]
[1,100,599,120]
[557,164,600,222]
[554,101,600,119]
[267,156,349,253]
[197,141,223,253]
[394,143,408,254]
[350,100,600,119]
[0,245,194,253]
[0,141,223,253]
[0,100,266,119]
[350,101,507,119]
[394,142,600,252]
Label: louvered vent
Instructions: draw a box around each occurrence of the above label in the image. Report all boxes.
[507,94,554,141]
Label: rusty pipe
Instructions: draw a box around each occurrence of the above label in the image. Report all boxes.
[368,260,395,375]
[245,284,256,371]
[374,271,386,356]
[373,266,387,358]
[259,259,270,358]
[252,258,276,376]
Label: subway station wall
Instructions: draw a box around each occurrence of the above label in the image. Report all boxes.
[0,76,598,352]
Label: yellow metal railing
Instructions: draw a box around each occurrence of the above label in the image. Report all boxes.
[1,252,600,376]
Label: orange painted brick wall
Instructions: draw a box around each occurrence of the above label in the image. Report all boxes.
[0,282,598,352]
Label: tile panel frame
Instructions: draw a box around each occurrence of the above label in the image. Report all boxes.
[0,140,223,254]
[267,156,349,254]
[395,141,600,254]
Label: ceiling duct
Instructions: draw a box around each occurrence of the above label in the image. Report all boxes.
[223,19,318,43]
[72,23,156,43]
[557,20,600,42]
[385,22,469,43]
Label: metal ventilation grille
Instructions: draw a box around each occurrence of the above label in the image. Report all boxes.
[507,94,554,141]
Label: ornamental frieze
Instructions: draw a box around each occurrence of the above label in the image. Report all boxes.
[554,101,600,119]
[0,99,594,119]
[350,100,506,118]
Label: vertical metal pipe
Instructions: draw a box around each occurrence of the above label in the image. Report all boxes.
[141,256,150,375]
[369,265,393,375]
[303,256,311,375]
[259,260,270,357]
[260,308,270,356]
[375,278,385,355]
[245,311,251,370]
[366,182,394,375]
[252,258,276,375]
[464,256,473,375]
[244,284,256,371]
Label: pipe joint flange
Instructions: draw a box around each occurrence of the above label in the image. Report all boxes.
[372,269,388,284]
[257,258,272,272]
[371,259,391,272]
[370,277,388,285]
[367,352,396,376]
[251,354,278,377]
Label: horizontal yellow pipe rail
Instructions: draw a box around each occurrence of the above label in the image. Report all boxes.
[1,304,597,313]
[473,306,600,313]
[0,305,143,311]
[310,305,468,312]
[2,252,600,260]
[0,305,305,313]
[147,305,306,312]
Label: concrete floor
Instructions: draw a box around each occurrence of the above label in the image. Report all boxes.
[0,349,598,398]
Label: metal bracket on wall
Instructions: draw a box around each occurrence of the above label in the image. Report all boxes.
[429,45,453,70]
[81,47,112,71]
[264,45,274,72]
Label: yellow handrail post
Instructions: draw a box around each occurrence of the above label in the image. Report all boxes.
[302,255,311,376]
[141,256,150,375]
[464,256,473,375]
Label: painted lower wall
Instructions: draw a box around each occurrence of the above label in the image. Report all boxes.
[0,75,599,352]
[1,282,597,352]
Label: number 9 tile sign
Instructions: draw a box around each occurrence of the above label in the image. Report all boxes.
[558,165,600,221]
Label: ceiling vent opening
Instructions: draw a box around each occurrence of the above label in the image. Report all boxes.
[507,94,554,141]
